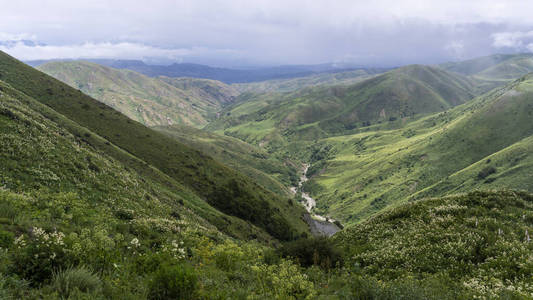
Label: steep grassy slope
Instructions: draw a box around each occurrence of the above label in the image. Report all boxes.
[440,53,533,79]
[0,50,309,241]
[154,125,298,197]
[334,190,533,298]
[0,79,325,299]
[0,78,277,243]
[440,53,533,94]
[37,61,239,127]
[233,68,387,93]
[303,74,533,224]
[208,65,475,150]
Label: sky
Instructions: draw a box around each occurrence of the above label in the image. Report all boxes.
[1,0,533,67]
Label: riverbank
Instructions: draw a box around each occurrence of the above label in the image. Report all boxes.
[291,163,340,237]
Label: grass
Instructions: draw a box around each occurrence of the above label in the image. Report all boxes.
[208,64,476,147]
[334,190,533,298]
[154,124,299,196]
[38,61,239,128]
[0,50,310,241]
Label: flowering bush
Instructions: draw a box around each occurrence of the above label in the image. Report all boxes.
[250,259,316,299]
[10,227,70,284]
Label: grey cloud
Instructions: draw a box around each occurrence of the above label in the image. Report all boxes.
[1,1,533,66]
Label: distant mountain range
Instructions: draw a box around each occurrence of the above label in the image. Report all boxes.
[27,58,382,84]
[37,61,239,127]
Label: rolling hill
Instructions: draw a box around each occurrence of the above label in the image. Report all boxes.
[153,124,299,197]
[208,64,476,149]
[333,190,533,298]
[440,53,533,79]
[4,49,533,298]
[296,74,533,224]
[232,67,388,93]
[0,50,309,241]
[29,58,367,84]
[37,61,239,127]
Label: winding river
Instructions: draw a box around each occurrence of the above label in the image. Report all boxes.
[291,164,341,237]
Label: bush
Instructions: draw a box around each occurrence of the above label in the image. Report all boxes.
[0,230,14,248]
[147,264,198,300]
[278,237,342,269]
[10,228,71,285]
[477,166,496,180]
[52,266,102,298]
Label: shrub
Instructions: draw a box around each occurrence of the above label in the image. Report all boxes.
[52,266,102,298]
[0,230,14,248]
[278,237,342,269]
[10,228,71,285]
[477,166,496,180]
[147,264,198,300]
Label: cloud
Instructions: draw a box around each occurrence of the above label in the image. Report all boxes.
[0,41,241,62]
[0,32,36,42]
[492,31,533,50]
[1,1,533,66]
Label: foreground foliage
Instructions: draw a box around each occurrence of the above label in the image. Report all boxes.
[335,190,533,298]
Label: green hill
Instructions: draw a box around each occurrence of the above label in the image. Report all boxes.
[0,50,309,241]
[440,53,533,79]
[333,190,533,298]
[233,68,386,93]
[153,125,299,197]
[3,49,533,298]
[0,75,327,300]
[208,65,476,151]
[299,74,533,224]
[37,61,239,127]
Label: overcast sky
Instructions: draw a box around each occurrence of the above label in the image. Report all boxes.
[1,0,533,67]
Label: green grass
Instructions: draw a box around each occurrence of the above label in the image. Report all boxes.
[0,50,309,241]
[208,64,476,148]
[334,190,533,298]
[154,125,299,196]
[232,68,385,93]
[37,61,239,127]
[440,53,533,82]
[291,75,533,225]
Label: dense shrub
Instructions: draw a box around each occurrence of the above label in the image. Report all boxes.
[477,166,496,179]
[52,266,102,298]
[10,228,71,285]
[0,230,14,248]
[278,237,342,269]
[147,264,198,300]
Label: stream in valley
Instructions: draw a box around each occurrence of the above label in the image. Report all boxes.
[291,164,341,237]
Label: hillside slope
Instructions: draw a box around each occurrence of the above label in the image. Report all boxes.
[37,61,239,127]
[333,190,533,298]
[440,53,533,79]
[154,125,298,197]
[0,50,309,241]
[208,65,476,149]
[233,68,387,93]
[303,74,533,224]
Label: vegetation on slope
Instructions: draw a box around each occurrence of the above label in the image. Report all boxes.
[233,68,387,94]
[440,53,533,79]
[293,74,533,225]
[334,190,533,298]
[0,71,478,300]
[440,53,533,93]
[208,64,476,150]
[154,125,299,197]
[0,50,309,241]
[37,61,239,127]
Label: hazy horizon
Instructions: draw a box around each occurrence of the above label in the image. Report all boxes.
[2,0,533,68]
